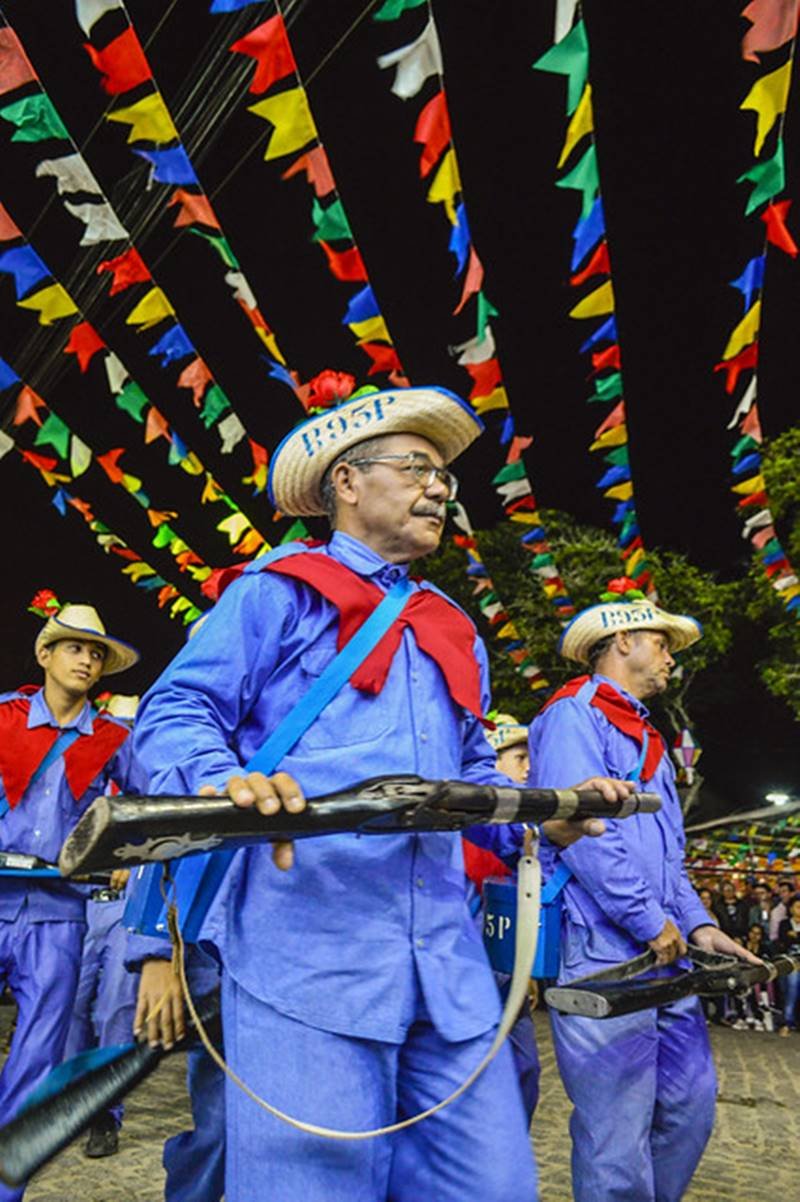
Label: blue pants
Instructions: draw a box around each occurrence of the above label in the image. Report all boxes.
[63,898,139,1129]
[222,972,538,1202]
[551,995,716,1202]
[783,969,800,1027]
[0,911,84,1202]
[508,1005,539,1122]
[163,1045,226,1202]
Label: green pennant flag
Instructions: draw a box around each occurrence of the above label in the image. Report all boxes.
[619,511,638,542]
[556,143,598,217]
[281,519,310,543]
[761,537,782,558]
[738,140,785,216]
[34,411,71,458]
[189,229,240,270]
[114,380,150,423]
[731,434,758,460]
[478,591,499,609]
[531,553,554,568]
[311,197,352,242]
[492,460,527,485]
[200,384,231,429]
[184,605,204,624]
[0,94,70,143]
[373,0,426,20]
[152,523,177,549]
[476,292,499,340]
[589,371,623,402]
[603,445,629,466]
[532,20,589,115]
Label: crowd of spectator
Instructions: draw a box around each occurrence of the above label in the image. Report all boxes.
[692,875,800,1034]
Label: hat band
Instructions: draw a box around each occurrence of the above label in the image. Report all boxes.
[299,393,400,460]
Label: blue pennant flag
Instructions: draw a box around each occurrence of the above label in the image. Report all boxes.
[612,500,634,524]
[169,431,188,464]
[571,198,605,271]
[134,147,198,186]
[579,315,617,353]
[731,452,761,476]
[210,0,259,9]
[0,245,50,300]
[342,285,380,326]
[448,203,471,276]
[500,412,515,444]
[149,324,195,367]
[0,356,20,391]
[51,488,69,517]
[264,357,297,390]
[730,256,765,310]
[596,464,631,489]
[521,528,546,543]
[137,575,167,592]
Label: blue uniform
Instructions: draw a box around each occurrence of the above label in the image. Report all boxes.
[132,532,536,1202]
[0,688,136,1202]
[529,675,716,1202]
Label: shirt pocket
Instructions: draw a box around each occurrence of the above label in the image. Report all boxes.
[294,646,397,750]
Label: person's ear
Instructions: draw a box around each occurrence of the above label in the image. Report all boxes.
[331,461,360,509]
[614,630,632,657]
[35,644,50,670]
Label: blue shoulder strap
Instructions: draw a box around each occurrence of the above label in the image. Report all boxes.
[0,727,80,818]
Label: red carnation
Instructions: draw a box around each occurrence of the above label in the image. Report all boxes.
[306,369,356,409]
[28,589,61,619]
[605,576,639,595]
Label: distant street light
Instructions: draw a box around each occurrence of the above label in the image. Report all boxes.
[766,791,791,805]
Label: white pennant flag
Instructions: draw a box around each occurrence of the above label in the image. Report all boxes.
[377,17,443,101]
[75,0,123,37]
[495,478,532,503]
[555,0,580,43]
[224,271,258,311]
[217,412,246,454]
[726,376,757,429]
[36,154,102,196]
[448,501,473,535]
[70,434,92,478]
[451,324,496,365]
[104,352,129,395]
[0,429,14,460]
[741,508,773,538]
[773,573,798,590]
[64,200,128,246]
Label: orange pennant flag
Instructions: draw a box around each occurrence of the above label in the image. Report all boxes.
[178,357,213,407]
[229,15,296,94]
[13,385,46,427]
[167,189,221,230]
[144,407,170,444]
[96,448,126,484]
[594,401,626,437]
[0,201,22,242]
[414,91,451,178]
[0,28,37,96]
[453,247,484,315]
[281,146,335,197]
[761,200,798,257]
[318,241,367,282]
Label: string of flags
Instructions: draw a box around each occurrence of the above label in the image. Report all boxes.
[532,10,657,600]
[686,811,800,875]
[372,0,575,639]
[0,422,203,624]
[712,1,800,618]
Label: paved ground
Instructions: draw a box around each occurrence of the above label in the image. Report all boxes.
[2,1004,799,1200]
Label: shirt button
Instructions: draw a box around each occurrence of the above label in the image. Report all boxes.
[420,733,428,743]
[45,789,51,797]
[34,829,41,837]
[416,937,425,949]
[416,877,424,888]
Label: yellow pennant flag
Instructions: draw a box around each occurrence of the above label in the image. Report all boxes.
[201,474,224,505]
[248,88,318,162]
[496,622,520,639]
[590,424,627,451]
[426,148,462,225]
[106,93,179,145]
[121,472,143,494]
[254,326,286,364]
[17,283,78,325]
[731,474,765,495]
[41,467,71,487]
[170,596,192,618]
[569,280,615,320]
[169,536,189,556]
[126,287,175,331]
[557,83,594,168]
[781,582,800,601]
[740,60,792,157]
[722,300,761,360]
[604,481,633,501]
[509,512,539,525]
[123,562,156,582]
[472,386,509,415]
[178,451,203,476]
[349,315,392,344]
[625,546,646,573]
[187,564,213,583]
[217,512,252,545]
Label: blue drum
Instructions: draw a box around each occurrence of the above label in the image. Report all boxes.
[482,865,571,979]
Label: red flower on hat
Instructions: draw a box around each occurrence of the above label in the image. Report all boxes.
[28,589,62,619]
[599,577,646,603]
[306,369,356,410]
[606,577,639,594]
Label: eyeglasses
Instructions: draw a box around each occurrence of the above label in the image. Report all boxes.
[349,453,459,500]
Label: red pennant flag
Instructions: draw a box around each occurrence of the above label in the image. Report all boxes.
[742,0,799,61]
[144,407,170,444]
[167,189,221,230]
[760,200,798,257]
[591,343,621,373]
[506,495,536,514]
[464,358,502,400]
[13,386,46,427]
[714,343,759,393]
[248,438,269,468]
[177,358,213,407]
[0,202,22,243]
[414,91,452,178]
[282,146,336,197]
[594,400,625,437]
[741,404,763,441]
[64,322,106,373]
[109,546,141,562]
[229,15,296,94]
[737,489,768,509]
[570,241,610,287]
[0,27,38,96]
[507,435,533,463]
[453,246,484,315]
[68,495,94,521]
[359,342,403,376]
[96,448,126,484]
[97,247,151,296]
[21,450,56,472]
[83,27,152,94]
[319,242,368,282]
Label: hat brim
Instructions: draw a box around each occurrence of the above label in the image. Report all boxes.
[36,618,140,676]
[268,386,483,517]
[559,602,702,666]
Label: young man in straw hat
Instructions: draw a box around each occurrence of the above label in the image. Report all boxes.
[0,595,141,1202]
[133,385,634,1202]
[528,579,760,1202]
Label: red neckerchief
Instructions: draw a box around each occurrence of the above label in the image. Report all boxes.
[0,689,129,808]
[540,675,665,783]
[462,839,510,892]
[263,552,486,722]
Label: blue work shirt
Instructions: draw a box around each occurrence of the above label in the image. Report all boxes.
[0,688,137,923]
[529,675,710,973]
[132,532,524,1044]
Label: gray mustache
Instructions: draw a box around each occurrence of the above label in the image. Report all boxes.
[411,506,446,520]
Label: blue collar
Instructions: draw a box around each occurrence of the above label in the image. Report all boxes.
[27,687,95,734]
[328,532,411,589]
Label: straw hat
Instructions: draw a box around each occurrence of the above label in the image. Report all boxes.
[559,600,702,666]
[35,604,140,676]
[486,713,529,754]
[267,385,483,517]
